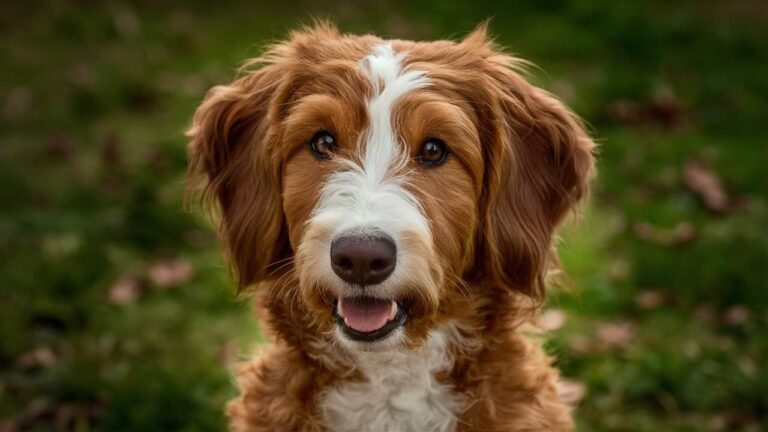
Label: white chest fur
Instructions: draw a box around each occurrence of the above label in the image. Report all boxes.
[319,328,465,432]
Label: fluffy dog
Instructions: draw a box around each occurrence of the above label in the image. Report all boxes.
[188,22,595,431]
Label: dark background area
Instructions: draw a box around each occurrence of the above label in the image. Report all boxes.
[1,1,767,430]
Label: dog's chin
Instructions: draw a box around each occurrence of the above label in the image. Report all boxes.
[332,296,412,352]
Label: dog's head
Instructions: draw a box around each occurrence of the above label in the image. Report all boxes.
[188,24,594,352]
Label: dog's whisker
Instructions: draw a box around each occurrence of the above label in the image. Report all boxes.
[268,268,298,304]
[267,256,295,269]
[266,258,295,277]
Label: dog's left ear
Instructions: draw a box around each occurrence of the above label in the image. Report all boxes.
[466,28,596,302]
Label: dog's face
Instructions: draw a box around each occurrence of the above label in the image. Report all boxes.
[188,25,594,352]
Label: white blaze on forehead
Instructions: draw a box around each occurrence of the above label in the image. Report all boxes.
[311,43,430,242]
[361,43,429,183]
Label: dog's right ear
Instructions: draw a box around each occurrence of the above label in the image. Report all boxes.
[187,64,288,292]
[461,25,596,303]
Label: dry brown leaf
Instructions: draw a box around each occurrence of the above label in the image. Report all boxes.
[46,133,75,159]
[683,160,729,213]
[633,221,696,246]
[112,5,140,38]
[672,222,696,245]
[108,275,143,305]
[635,290,664,309]
[604,86,687,130]
[17,347,57,369]
[567,336,595,354]
[694,304,716,322]
[596,321,637,348]
[538,309,567,331]
[148,259,194,288]
[725,306,749,326]
[557,378,587,406]
[633,222,657,241]
[648,86,687,130]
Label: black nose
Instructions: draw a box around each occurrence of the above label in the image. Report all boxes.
[330,234,397,285]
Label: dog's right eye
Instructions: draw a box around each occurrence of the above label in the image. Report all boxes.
[310,131,336,159]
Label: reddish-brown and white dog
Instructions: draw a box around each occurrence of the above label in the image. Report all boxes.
[188,23,595,431]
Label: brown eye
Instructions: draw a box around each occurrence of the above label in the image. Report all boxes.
[419,138,448,167]
[310,131,336,159]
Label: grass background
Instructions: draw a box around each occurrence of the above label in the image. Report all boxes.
[1,1,767,430]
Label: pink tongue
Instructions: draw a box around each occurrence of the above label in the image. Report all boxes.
[339,298,395,333]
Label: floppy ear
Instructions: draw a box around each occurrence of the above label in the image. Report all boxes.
[187,65,288,292]
[469,32,596,302]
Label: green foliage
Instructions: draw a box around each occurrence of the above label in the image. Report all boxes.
[1,1,766,430]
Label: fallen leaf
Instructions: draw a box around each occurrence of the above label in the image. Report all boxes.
[17,347,57,369]
[633,222,656,241]
[148,259,194,288]
[596,321,637,348]
[671,222,696,245]
[604,86,687,130]
[538,309,566,331]
[112,5,141,38]
[567,336,594,354]
[46,133,75,159]
[648,85,687,130]
[108,275,143,305]
[605,100,643,126]
[725,306,749,326]
[683,160,730,213]
[633,221,697,246]
[557,378,587,406]
[694,304,715,322]
[635,290,664,309]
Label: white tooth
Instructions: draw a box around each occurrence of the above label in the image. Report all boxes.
[388,301,397,321]
[337,299,344,318]
[344,317,351,327]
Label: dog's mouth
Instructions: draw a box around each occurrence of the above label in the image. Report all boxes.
[333,296,410,342]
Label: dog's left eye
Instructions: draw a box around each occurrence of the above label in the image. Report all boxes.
[419,138,448,167]
[310,131,336,159]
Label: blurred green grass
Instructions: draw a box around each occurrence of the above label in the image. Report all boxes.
[1,1,766,430]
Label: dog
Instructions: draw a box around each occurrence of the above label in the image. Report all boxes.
[188,22,595,431]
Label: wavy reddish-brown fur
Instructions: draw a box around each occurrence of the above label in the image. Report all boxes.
[188,22,595,431]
